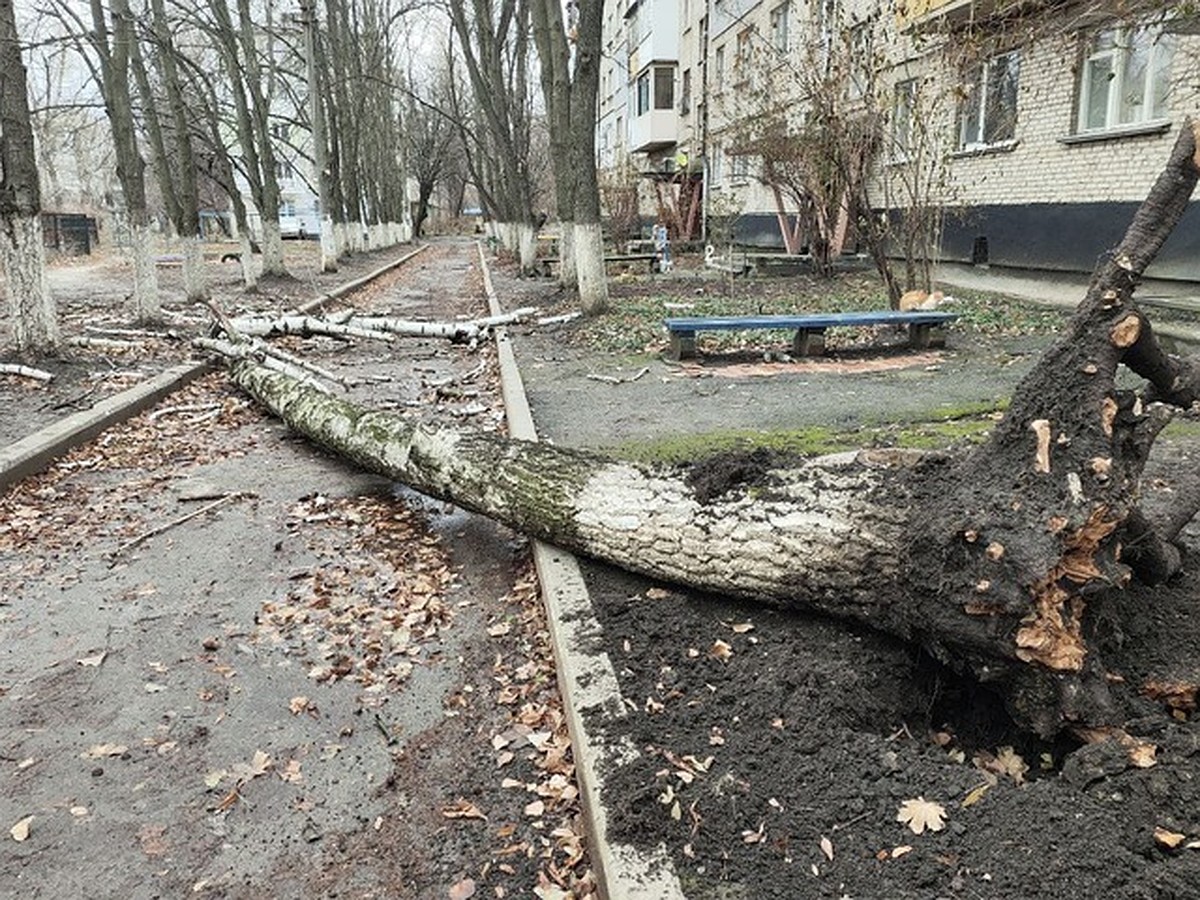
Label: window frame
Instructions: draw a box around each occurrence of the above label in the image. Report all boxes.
[891,78,917,161]
[769,2,789,54]
[636,70,651,116]
[958,50,1020,151]
[1076,23,1174,134]
[653,66,674,111]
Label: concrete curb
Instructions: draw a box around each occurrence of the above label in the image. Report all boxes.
[0,361,211,492]
[477,243,686,900]
[2,244,429,493]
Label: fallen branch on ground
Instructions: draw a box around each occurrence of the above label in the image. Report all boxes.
[0,363,54,382]
[109,492,252,559]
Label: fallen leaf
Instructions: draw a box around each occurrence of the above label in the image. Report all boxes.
[1154,827,1186,850]
[279,760,303,783]
[138,824,168,856]
[645,587,671,600]
[995,746,1028,784]
[143,682,167,693]
[961,782,992,808]
[76,652,107,667]
[10,816,32,842]
[70,806,88,818]
[442,800,487,821]
[741,821,766,844]
[288,696,310,715]
[820,835,834,860]
[709,639,733,661]
[729,622,754,634]
[250,750,272,776]
[524,799,545,817]
[448,878,477,900]
[896,797,947,835]
[486,622,512,637]
[80,743,127,759]
[892,845,914,858]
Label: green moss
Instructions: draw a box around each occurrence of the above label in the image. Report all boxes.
[611,411,1000,464]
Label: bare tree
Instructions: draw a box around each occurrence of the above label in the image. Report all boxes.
[447,0,539,271]
[84,0,162,321]
[1,0,59,355]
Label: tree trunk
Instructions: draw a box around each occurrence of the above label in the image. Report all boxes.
[0,215,59,355]
[0,0,58,355]
[568,0,607,314]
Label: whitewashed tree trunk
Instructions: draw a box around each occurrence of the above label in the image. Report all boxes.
[320,217,338,271]
[0,214,59,354]
[574,221,608,314]
[182,233,209,301]
[129,222,161,323]
[517,223,537,271]
[261,219,285,275]
[239,232,258,290]
[558,224,577,286]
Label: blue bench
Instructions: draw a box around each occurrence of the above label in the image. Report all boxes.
[663,310,960,360]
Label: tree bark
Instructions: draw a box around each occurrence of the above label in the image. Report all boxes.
[0,0,59,355]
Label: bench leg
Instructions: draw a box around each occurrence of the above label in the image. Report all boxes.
[908,323,946,349]
[792,328,826,356]
[668,331,697,361]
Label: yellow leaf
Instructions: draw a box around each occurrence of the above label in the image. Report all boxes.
[961,783,991,808]
[1154,827,1186,849]
[10,816,32,842]
[896,797,947,835]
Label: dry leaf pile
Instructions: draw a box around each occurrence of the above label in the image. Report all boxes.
[255,494,457,701]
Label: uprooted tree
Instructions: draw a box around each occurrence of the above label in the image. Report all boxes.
[211,125,1200,742]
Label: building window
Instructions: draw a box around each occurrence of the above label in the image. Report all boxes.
[715,45,725,91]
[892,78,917,159]
[636,70,651,116]
[848,23,872,98]
[770,3,789,54]
[681,68,692,115]
[710,141,724,182]
[735,27,752,81]
[654,66,674,110]
[731,153,750,180]
[959,51,1019,149]
[275,160,295,181]
[1077,24,1173,133]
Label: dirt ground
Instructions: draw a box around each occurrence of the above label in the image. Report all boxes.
[1,240,595,898]
[487,257,1200,898]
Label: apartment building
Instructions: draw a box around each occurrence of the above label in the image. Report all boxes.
[598,0,1200,279]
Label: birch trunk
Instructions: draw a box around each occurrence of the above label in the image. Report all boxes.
[0,214,59,354]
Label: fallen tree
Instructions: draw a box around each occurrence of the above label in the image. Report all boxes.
[213,124,1200,740]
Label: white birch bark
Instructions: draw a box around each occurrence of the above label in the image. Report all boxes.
[0,214,59,354]
[574,221,608,315]
[129,221,161,323]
